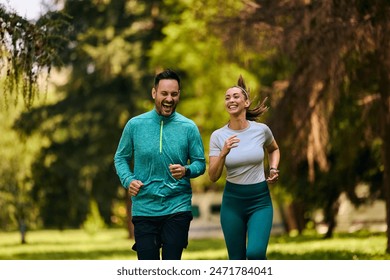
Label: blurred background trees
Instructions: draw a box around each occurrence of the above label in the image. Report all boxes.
[1,0,388,252]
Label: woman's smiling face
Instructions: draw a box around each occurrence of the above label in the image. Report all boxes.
[224,87,250,115]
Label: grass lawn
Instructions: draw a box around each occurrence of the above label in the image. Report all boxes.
[0,229,389,260]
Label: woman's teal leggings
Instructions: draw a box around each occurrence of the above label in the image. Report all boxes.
[220,181,273,260]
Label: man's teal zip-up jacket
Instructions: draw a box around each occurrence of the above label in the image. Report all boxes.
[114,109,206,216]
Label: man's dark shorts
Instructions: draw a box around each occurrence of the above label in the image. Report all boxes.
[132,211,193,259]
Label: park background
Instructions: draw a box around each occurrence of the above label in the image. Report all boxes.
[1,0,390,260]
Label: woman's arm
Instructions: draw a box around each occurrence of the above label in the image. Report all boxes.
[208,155,226,182]
[208,134,239,182]
[266,139,280,183]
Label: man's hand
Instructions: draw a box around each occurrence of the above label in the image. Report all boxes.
[169,164,185,179]
[128,180,143,197]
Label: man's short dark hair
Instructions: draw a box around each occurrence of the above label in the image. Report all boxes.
[154,69,181,89]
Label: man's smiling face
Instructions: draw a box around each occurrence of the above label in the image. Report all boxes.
[152,79,180,117]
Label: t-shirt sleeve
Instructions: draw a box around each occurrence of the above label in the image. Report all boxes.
[264,124,275,147]
[209,131,222,157]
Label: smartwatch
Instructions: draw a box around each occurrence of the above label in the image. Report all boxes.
[185,166,191,177]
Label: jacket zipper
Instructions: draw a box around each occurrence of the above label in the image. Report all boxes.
[159,120,163,153]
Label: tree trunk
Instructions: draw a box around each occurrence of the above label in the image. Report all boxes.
[293,202,306,234]
[274,197,290,234]
[379,71,390,253]
[383,107,390,254]
[323,200,340,239]
[283,201,305,234]
[283,203,299,233]
[378,7,390,252]
[380,83,390,253]
[19,219,27,244]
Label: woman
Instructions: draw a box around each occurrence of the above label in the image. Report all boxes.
[208,75,280,260]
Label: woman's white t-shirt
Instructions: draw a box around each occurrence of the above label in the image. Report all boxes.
[209,121,274,184]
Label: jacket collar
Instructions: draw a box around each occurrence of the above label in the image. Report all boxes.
[152,108,176,123]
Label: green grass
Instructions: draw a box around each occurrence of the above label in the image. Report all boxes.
[268,231,390,260]
[0,229,389,260]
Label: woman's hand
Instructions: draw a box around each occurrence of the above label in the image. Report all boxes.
[221,134,240,157]
[266,169,279,184]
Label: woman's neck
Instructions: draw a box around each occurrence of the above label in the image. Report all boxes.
[228,116,249,130]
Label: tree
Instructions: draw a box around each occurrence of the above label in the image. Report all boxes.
[0,3,70,109]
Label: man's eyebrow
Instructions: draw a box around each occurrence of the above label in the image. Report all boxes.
[161,90,179,93]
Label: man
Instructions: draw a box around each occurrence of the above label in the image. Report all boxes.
[114,69,206,260]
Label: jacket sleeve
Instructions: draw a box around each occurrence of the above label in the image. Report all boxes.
[186,125,206,178]
[114,121,136,188]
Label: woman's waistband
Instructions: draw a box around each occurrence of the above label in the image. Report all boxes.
[224,180,269,197]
